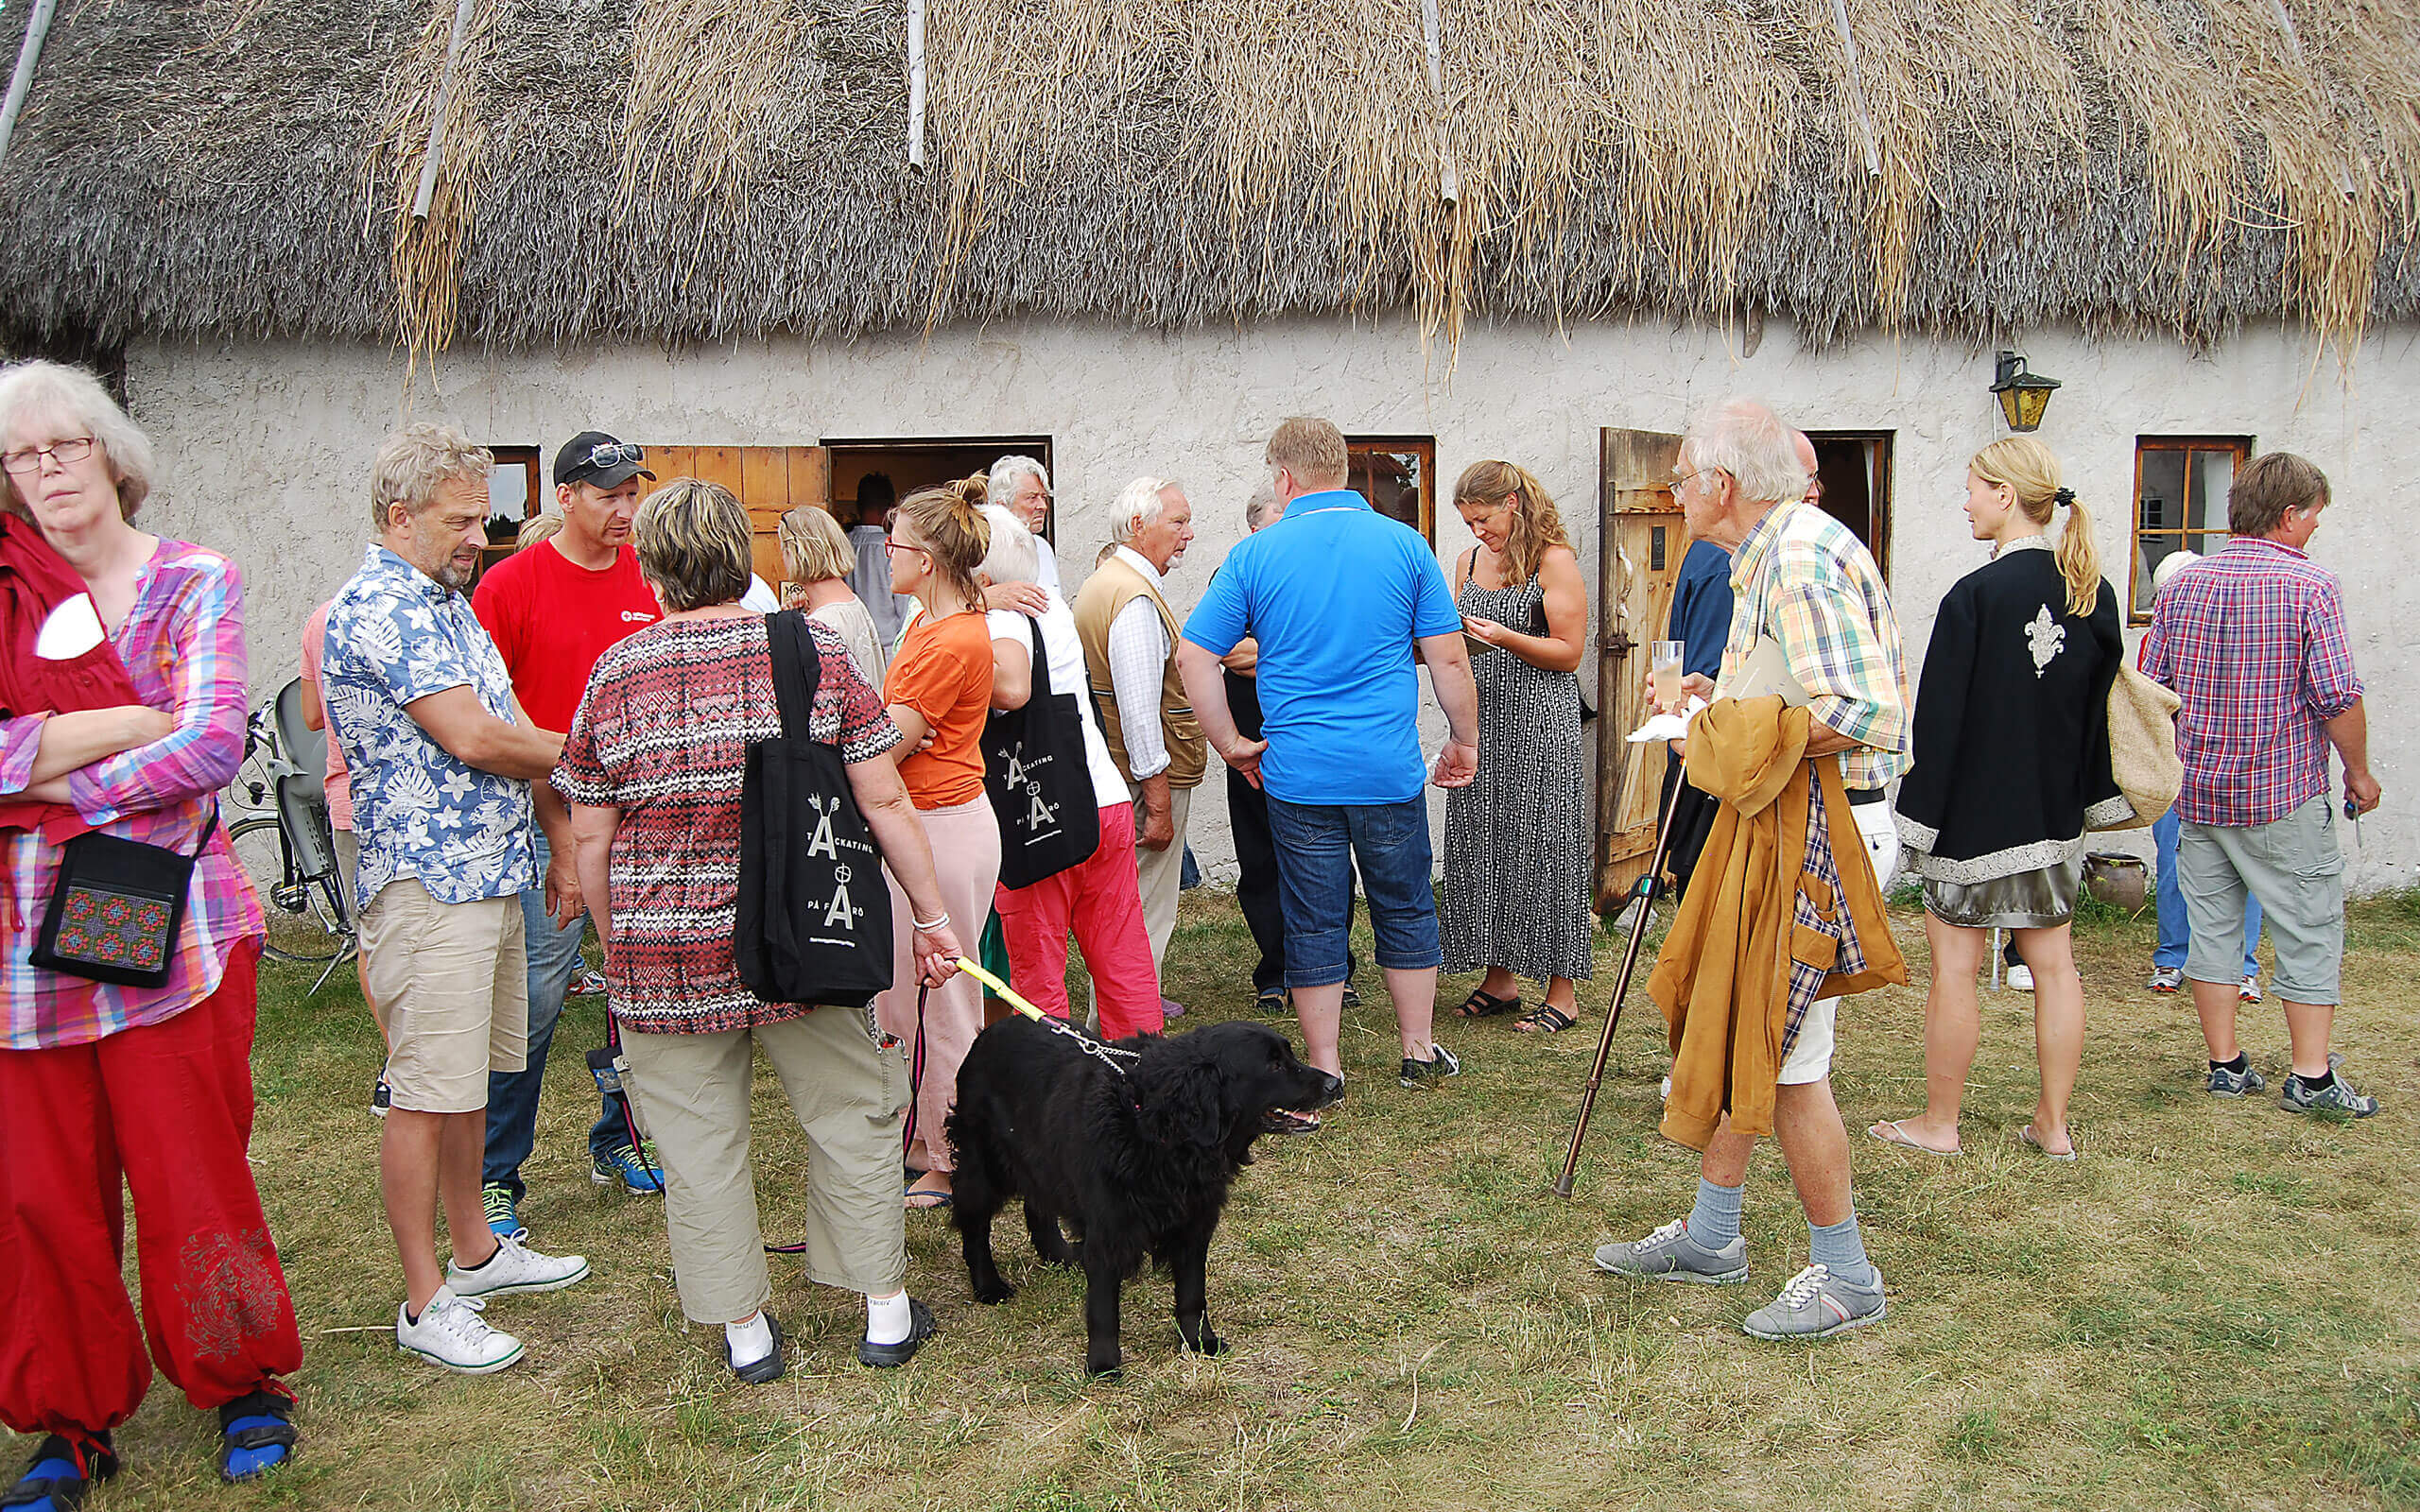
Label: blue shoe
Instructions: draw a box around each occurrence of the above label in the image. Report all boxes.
[6,1432,116,1511]
[480,1182,525,1240]
[592,1143,665,1194]
[216,1388,296,1482]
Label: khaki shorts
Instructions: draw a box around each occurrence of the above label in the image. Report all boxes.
[2180,795,2345,1005]
[360,878,529,1114]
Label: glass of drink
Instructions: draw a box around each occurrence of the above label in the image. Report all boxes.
[1651,640,1685,711]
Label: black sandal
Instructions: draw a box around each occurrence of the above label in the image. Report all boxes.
[1455,988,1523,1019]
[1513,1005,1577,1033]
[217,1388,297,1482]
[5,1432,117,1509]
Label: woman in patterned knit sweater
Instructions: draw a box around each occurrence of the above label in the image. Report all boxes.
[556,479,962,1383]
[1440,460,1595,1033]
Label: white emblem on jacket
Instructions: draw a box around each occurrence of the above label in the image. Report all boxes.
[2025,604,2066,677]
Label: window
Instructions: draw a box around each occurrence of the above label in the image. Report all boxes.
[1346,436,1435,541]
[1804,430,1893,578]
[2132,437,2250,622]
[475,445,544,586]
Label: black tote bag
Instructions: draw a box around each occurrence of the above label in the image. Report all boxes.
[734,612,894,1008]
[982,615,1102,889]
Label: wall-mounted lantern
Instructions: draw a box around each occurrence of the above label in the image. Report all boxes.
[1991,351,2062,433]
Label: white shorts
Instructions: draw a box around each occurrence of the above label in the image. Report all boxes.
[1776,797,1900,1086]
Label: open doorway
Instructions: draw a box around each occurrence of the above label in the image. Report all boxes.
[824,437,1056,539]
[1804,430,1893,578]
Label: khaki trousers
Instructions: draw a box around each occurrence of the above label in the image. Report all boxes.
[1129,782,1195,971]
[619,1006,911,1325]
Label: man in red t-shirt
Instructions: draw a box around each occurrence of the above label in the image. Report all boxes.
[472,430,665,1235]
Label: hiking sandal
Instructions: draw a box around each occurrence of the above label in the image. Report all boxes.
[217,1387,298,1482]
[5,1433,117,1509]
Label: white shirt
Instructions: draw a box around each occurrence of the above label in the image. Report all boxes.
[1034,536,1062,594]
[808,594,889,686]
[986,595,1127,807]
[1103,544,1173,782]
[740,575,780,612]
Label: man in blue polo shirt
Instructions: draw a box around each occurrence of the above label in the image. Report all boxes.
[1178,417,1480,1108]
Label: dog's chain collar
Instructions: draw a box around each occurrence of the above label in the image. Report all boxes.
[1035,1012,1143,1074]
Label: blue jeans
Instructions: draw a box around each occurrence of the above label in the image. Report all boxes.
[1266,796,1441,988]
[2153,807,2260,975]
[483,832,625,1200]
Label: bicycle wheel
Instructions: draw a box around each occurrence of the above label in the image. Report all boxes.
[227,815,350,964]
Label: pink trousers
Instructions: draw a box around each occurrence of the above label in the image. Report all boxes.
[874,797,1000,1174]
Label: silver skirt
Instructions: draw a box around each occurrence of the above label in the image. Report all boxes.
[1922,856,2082,929]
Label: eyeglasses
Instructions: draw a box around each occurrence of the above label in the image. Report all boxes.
[570,441,645,472]
[1,436,95,476]
[884,538,931,558]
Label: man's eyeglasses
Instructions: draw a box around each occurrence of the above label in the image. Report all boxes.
[571,441,646,472]
[1,436,95,476]
[1668,467,1706,495]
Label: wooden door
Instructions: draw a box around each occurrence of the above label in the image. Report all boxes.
[1594,428,1686,911]
[641,445,831,587]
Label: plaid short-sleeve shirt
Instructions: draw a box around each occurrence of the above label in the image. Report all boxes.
[1719,501,1912,791]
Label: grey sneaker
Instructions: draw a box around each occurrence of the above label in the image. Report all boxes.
[2148,967,2185,993]
[2282,1069,2378,1118]
[1592,1218,1749,1285]
[1742,1263,1886,1340]
[2207,1059,2268,1097]
[1399,1043,1461,1089]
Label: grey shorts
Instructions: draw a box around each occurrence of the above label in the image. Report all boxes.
[2178,795,2344,1005]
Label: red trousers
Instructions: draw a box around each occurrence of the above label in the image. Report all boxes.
[994,800,1164,1039]
[0,943,302,1436]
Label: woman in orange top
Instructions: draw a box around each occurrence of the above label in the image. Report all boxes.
[877,476,1002,1209]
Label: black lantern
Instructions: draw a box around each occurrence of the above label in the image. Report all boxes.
[1991,351,2061,433]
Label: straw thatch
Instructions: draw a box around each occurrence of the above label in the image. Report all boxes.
[1,0,2413,363]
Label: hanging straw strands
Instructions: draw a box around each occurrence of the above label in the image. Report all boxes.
[0,0,2415,366]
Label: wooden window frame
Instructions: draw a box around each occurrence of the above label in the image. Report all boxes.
[1345,434,1437,542]
[1803,429,1893,580]
[2130,436,2252,625]
[475,444,545,586]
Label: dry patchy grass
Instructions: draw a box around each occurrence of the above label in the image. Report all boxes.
[26,892,2420,1510]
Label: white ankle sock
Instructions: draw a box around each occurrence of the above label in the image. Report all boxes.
[724,1312,774,1367]
[865,1291,912,1346]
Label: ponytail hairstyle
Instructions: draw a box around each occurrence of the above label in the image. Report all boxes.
[894,472,993,610]
[1453,458,1571,586]
[1970,436,2100,617]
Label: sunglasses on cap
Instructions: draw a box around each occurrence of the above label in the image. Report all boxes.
[570,441,647,472]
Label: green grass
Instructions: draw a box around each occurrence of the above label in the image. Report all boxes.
[26,891,2420,1510]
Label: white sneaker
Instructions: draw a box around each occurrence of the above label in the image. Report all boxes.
[396,1286,524,1373]
[2005,964,2035,991]
[2239,975,2263,1004]
[446,1232,591,1298]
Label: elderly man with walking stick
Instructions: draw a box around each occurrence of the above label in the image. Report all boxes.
[1587,399,1910,1340]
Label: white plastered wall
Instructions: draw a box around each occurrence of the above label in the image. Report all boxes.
[125,314,2419,892]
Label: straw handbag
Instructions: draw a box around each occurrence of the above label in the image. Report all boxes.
[2100,664,2182,831]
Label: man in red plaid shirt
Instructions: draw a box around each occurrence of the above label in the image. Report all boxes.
[2143,452,2382,1116]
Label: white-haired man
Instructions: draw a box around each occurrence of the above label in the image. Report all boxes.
[1591,398,1910,1341]
[987,455,1059,593]
[326,424,592,1375]
[1073,476,1200,1010]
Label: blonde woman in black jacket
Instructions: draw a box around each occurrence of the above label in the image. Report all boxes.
[1871,438,2123,1160]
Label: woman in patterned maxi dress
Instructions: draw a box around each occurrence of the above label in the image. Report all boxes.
[1440,461,1595,1032]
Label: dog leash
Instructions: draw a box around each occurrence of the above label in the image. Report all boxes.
[953,955,1143,1074]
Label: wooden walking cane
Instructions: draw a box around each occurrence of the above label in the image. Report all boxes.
[1552,764,1689,1199]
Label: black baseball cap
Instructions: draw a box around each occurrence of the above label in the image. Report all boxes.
[553,430,656,490]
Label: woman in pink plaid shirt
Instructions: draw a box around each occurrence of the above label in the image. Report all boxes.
[0,362,301,1505]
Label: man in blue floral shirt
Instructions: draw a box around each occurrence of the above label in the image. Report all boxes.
[325,423,594,1375]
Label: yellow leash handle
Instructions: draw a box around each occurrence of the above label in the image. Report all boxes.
[955,955,1048,1022]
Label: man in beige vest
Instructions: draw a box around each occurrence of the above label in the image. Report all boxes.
[1074,476,1201,1013]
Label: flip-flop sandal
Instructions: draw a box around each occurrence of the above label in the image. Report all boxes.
[6,1434,116,1510]
[2016,1125,2079,1161]
[216,1388,296,1483]
[1259,1108,1322,1135]
[1455,988,1523,1019]
[905,1185,954,1211]
[1867,1119,1962,1158]
[1513,1005,1577,1033]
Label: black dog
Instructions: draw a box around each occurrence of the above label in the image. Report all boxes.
[945,1017,1342,1376]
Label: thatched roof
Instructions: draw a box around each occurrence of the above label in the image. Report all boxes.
[1,0,2413,360]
